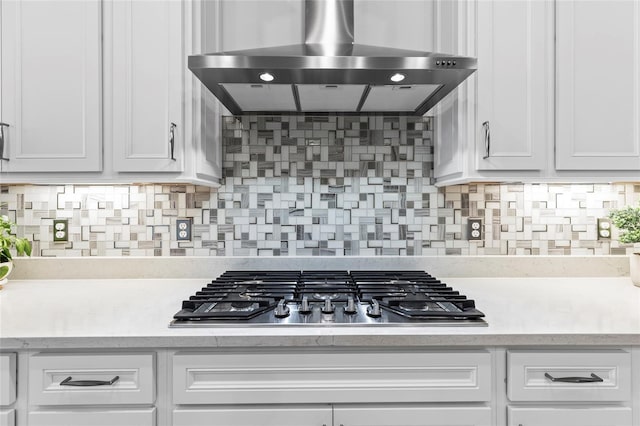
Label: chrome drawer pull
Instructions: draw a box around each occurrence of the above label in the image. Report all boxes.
[544,372,603,383]
[60,375,120,387]
[169,122,177,161]
[0,122,9,161]
[482,121,490,159]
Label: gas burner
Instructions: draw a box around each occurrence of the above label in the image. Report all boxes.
[229,301,260,311]
[396,301,435,313]
[312,293,340,301]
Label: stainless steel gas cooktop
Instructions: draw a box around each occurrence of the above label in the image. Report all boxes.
[170,270,486,327]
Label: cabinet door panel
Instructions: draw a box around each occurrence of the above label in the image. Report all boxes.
[507,349,631,402]
[112,0,183,172]
[0,0,102,172]
[0,354,16,406]
[476,0,552,171]
[173,350,492,405]
[28,352,155,406]
[0,410,15,426]
[334,405,492,426]
[173,407,332,426]
[507,406,632,426]
[556,0,640,170]
[29,408,155,426]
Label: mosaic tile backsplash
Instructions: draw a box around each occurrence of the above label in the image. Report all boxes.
[1,114,640,257]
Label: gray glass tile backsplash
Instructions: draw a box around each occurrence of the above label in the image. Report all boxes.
[1,114,639,257]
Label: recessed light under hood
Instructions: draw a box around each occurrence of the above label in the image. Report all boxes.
[188,0,477,116]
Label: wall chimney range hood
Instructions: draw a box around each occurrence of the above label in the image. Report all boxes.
[188,0,477,115]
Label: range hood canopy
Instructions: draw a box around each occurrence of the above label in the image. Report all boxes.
[189,0,477,115]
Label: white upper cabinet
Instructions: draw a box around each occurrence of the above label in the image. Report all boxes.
[111,0,184,173]
[0,0,220,186]
[555,0,640,170]
[0,0,102,172]
[434,0,554,185]
[435,0,640,184]
[475,0,552,171]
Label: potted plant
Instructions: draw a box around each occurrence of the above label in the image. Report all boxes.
[0,215,32,288]
[609,205,640,286]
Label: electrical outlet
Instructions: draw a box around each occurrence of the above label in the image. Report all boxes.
[597,218,611,239]
[176,219,192,241]
[468,218,483,241]
[53,219,68,242]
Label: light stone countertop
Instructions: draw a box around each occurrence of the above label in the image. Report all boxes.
[1,276,639,349]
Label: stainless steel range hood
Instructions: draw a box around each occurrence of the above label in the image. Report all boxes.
[189,0,477,115]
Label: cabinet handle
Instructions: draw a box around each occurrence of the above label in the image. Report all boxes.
[544,372,603,383]
[169,122,177,161]
[60,375,120,387]
[0,122,9,161]
[482,121,490,159]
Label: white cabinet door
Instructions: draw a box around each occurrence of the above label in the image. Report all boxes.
[334,405,492,426]
[0,410,14,426]
[0,354,16,406]
[29,408,156,426]
[475,0,552,171]
[0,0,102,172]
[111,0,183,172]
[173,407,332,426]
[556,0,640,170]
[507,406,632,426]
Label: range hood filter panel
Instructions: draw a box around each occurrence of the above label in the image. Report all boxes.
[220,84,297,111]
[360,85,442,112]
[297,84,366,112]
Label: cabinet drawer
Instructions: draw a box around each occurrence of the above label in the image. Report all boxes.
[507,406,632,426]
[335,405,493,426]
[0,354,16,406]
[29,353,155,405]
[28,408,156,426]
[507,350,631,402]
[173,350,492,404]
[0,410,15,426]
[173,406,332,426]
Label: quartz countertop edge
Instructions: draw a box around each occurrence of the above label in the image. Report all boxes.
[10,255,631,280]
[2,276,639,349]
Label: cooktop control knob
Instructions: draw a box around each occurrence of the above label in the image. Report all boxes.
[274,299,290,318]
[321,299,335,314]
[344,296,357,315]
[299,296,312,314]
[367,299,382,318]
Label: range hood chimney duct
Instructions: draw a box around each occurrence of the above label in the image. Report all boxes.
[305,0,354,47]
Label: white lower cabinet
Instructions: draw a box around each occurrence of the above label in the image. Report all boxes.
[173,406,332,426]
[507,349,633,426]
[0,354,16,407]
[333,405,493,426]
[10,347,640,425]
[28,408,156,426]
[0,354,16,426]
[0,410,14,426]
[507,349,631,402]
[24,352,157,426]
[28,352,155,405]
[173,350,492,405]
[507,406,632,426]
[172,350,493,426]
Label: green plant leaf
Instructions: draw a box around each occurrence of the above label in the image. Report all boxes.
[0,265,9,279]
[1,247,11,262]
[610,205,640,244]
